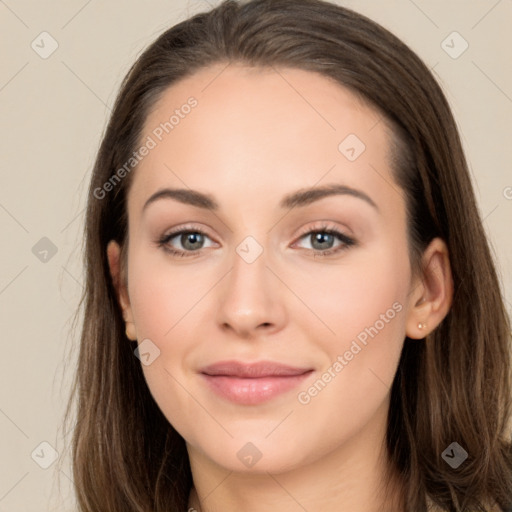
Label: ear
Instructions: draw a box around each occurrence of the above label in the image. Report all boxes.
[107,240,137,341]
[405,237,453,340]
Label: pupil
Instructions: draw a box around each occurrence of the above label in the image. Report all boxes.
[183,233,202,250]
[313,232,332,250]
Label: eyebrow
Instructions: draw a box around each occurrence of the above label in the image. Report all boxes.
[142,183,378,214]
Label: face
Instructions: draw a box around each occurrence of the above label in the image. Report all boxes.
[109,64,421,474]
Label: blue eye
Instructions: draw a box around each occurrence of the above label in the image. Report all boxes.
[296,228,355,256]
[157,227,214,257]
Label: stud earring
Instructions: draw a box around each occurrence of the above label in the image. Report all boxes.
[418,322,426,330]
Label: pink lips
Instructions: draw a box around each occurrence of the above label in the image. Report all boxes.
[200,361,313,405]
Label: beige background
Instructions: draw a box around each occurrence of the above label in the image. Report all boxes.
[0,0,510,510]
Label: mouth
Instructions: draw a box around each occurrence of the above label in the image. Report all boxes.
[199,360,314,405]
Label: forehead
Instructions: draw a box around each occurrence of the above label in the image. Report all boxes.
[128,64,399,214]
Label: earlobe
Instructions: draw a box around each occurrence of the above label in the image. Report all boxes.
[406,238,453,340]
[106,240,137,341]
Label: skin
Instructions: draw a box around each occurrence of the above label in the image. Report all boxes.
[107,64,453,512]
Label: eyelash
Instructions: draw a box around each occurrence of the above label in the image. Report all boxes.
[156,222,356,259]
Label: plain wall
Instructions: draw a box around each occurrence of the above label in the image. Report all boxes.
[0,0,510,510]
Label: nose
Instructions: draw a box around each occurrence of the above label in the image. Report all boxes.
[216,242,287,339]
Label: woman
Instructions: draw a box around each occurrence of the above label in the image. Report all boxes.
[62,0,512,510]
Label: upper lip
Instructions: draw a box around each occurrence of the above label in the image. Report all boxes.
[200,360,313,378]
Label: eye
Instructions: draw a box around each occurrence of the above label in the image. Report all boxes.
[157,225,216,258]
[293,223,356,257]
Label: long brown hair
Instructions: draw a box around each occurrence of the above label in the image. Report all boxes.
[61,0,512,510]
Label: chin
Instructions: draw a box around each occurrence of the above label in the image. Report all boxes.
[190,433,317,475]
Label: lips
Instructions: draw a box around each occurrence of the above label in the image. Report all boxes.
[199,360,314,405]
[200,360,312,378]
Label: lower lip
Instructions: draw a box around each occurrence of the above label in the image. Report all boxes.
[201,372,313,405]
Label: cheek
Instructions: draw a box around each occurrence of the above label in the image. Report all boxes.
[293,245,409,410]
[293,244,410,345]
[128,268,200,435]
[126,249,217,414]
[130,280,177,336]
[291,269,407,459]
[127,250,199,339]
